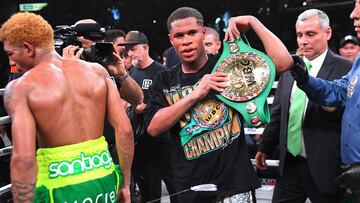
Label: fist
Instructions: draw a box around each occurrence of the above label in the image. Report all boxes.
[290,55,309,85]
[335,163,360,190]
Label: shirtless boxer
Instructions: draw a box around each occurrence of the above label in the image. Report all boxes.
[0,12,133,203]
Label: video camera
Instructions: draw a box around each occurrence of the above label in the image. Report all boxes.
[54,23,114,66]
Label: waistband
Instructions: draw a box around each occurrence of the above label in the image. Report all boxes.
[36,136,115,188]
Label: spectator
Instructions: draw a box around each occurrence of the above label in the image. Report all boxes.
[339,35,360,61]
[104,29,127,57]
[204,26,221,55]
[164,46,179,68]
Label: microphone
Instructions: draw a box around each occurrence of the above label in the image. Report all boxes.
[74,23,104,41]
[74,23,101,33]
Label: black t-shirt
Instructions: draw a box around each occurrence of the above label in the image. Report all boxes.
[143,55,260,201]
[130,60,170,142]
[129,61,165,103]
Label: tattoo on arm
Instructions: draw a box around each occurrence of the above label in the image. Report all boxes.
[11,180,35,202]
[4,82,14,115]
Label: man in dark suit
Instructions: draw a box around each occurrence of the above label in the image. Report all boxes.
[255,9,352,202]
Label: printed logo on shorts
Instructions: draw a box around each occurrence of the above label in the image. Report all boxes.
[347,76,358,98]
[48,150,113,178]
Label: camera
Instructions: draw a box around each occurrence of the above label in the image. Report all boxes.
[54,23,114,66]
[81,42,114,66]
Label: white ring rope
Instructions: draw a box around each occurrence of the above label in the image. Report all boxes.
[0,116,11,125]
[251,159,279,167]
[0,146,12,157]
[0,184,11,197]
[0,88,4,96]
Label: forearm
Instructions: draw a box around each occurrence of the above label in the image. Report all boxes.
[259,95,281,154]
[248,16,293,72]
[119,77,144,105]
[300,76,348,107]
[259,123,281,154]
[10,154,37,203]
[115,127,134,187]
[147,92,198,137]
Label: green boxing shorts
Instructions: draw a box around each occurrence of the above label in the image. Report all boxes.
[34,136,122,203]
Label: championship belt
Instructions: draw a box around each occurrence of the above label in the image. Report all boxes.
[179,96,229,146]
[212,35,275,127]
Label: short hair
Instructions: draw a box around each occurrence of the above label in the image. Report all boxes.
[104,29,126,43]
[297,9,330,29]
[205,27,220,41]
[167,7,204,32]
[0,12,54,49]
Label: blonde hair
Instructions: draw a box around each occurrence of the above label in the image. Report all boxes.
[0,12,54,49]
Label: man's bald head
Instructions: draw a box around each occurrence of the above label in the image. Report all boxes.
[204,27,221,55]
[75,19,97,25]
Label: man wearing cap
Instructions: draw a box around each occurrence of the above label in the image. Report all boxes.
[339,35,360,61]
[120,30,176,203]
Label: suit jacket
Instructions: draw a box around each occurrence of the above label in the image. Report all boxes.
[259,50,352,193]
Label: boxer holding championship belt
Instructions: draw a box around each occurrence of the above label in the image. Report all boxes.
[212,35,275,127]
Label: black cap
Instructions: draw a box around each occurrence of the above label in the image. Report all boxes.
[119,31,148,45]
[339,35,359,48]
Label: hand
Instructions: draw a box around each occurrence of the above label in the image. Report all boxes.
[118,186,131,203]
[135,103,147,114]
[107,52,127,77]
[255,151,268,170]
[192,72,229,101]
[224,16,254,42]
[290,55,309,85]
[62,45,84,59]
[335,163,360,193]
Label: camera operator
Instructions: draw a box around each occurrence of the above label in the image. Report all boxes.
[104,29,126,57]
[62,19,143,105]
[104,29,133,70]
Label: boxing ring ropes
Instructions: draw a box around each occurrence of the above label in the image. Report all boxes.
[0,88,12,198]
[0,84,280,199]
